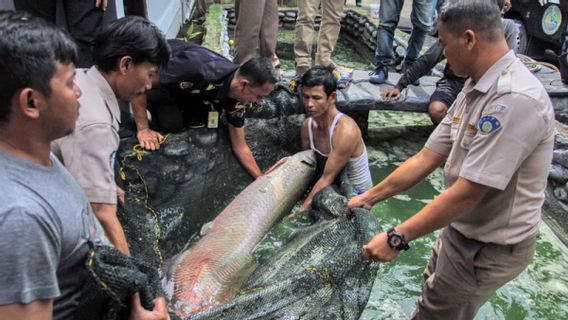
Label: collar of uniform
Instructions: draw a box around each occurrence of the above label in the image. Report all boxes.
[214,70,237,100]
[471,50,516,94]
[85,66,121,124]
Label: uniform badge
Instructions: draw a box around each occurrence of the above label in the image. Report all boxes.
[207,111,219,128]
[179,81,194,89]
[206,84,216,91]
[478,116,502,134]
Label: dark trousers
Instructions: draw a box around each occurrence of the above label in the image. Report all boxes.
[14,0,104,68]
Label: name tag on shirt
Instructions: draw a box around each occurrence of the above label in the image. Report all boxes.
[208,111,219,128]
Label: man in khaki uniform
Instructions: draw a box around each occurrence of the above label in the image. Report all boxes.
[294,0,345,76]
[348,1,555,319]
[233,0,279,69]
[52,16,170,255]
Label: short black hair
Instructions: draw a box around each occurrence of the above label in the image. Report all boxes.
[301,66,337,97]
[0,10,77,125]
[93,16,170,73]
[439,0,503,42]
[238,57,278,87]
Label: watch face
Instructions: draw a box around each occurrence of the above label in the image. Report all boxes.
[389,236,402,247]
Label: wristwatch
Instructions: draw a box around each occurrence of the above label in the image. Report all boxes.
[386,227,410,251]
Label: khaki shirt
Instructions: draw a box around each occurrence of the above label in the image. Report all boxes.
[52,67,120,204]
[425,51,555,245]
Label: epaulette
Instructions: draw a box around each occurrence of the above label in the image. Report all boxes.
[496,67,513,95]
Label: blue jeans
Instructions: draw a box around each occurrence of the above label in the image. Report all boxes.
[374,0,436,68]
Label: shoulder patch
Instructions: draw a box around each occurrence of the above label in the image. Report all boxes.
[478,115,502,134]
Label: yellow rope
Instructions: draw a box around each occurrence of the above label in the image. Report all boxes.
[118,134,171,264]
[85,248,124,306]
[519,54,560,73]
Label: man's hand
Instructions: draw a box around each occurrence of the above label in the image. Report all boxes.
[129,294,169,320]
[137,128,164,151]
[381,88,402,100]
[95,0,108,10]
[362,232,399,262]
[347,194,373,213]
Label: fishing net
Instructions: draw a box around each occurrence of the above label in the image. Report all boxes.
[111,82,381,319]
[73,244,162,320]
[116,115,303,269]
[172,173,382,320]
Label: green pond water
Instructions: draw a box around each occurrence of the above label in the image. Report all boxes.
[254,111,568,319]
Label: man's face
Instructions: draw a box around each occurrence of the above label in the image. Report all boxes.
[44,61,82,138]
[302,85,335,118]
[117,60,159,101]
[233,81,274,105]
[438,21,470,78]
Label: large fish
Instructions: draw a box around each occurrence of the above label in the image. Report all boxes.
[166,150,316,316]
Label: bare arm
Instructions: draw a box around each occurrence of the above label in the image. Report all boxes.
[300,119,310,151]
[228,124,262,178]
[363,177,490,262]
[0,300,52,320]
[131,95,164,151]
[300,120,359,211]
[91,203,130,255]
[348,148,446,210]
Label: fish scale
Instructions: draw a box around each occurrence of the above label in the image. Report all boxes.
[167,150,316,316]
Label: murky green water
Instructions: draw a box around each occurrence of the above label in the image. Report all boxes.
[257,111,568,319]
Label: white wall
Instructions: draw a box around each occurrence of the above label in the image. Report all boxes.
[147,0,194,38]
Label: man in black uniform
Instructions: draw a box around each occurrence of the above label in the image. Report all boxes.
[131,39,277,179]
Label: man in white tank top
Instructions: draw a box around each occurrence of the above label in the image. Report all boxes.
[298,67,373,211]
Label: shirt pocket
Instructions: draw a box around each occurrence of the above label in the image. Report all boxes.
[461,123,478,150]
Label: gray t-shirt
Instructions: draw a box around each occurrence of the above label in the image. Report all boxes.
[0,152,106,319]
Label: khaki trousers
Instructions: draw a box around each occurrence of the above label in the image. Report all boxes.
[294,0,345,68]
[234,0,279,65]
[412,226,536,320]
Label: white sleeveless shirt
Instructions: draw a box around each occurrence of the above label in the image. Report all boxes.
[308,113,373,193]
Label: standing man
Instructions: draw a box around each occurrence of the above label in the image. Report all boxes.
[299,66,372,210]
[350,1,555,319]
[294,0,345,77]
[14,0,110,68]
[131,39,277,179]
[52,16,170,255]
[233,0,280,74]
[368,0,436,84]
[0,10,167,319]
